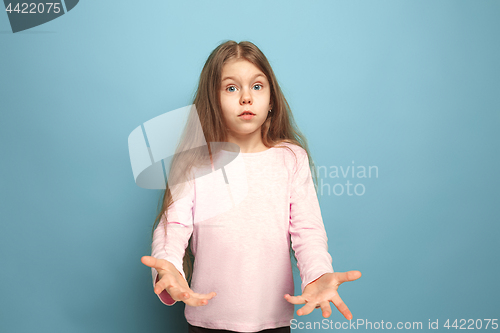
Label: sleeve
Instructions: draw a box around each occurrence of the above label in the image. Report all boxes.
[289,149,334,292]
[151,178,195,306]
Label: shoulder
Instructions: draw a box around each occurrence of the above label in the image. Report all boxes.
[272,141,309,170]
[273,141,307,158]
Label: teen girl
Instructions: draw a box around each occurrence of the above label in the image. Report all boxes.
[141,40,361,333]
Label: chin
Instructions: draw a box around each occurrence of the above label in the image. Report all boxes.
[231,125,260,134]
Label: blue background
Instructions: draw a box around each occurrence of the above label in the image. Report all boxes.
[1,1,499,332]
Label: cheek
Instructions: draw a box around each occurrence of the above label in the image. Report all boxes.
[219,96,235,119]
[220,93,237,105]
[257,91,271,105]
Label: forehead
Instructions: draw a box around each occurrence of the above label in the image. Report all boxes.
[221,58,267,82]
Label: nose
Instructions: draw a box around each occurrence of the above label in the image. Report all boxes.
[240,88,252,105]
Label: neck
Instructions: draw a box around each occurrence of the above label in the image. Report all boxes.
[226,128,267,153]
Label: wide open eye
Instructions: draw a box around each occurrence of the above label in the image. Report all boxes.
[226,85,237,92]
[253,84,262,91]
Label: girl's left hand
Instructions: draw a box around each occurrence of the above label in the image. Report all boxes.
[284,270,362,320]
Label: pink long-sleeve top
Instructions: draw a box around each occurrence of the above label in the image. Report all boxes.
[151,142,334,332]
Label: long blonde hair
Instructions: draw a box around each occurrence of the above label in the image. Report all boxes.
[152,40,320,284]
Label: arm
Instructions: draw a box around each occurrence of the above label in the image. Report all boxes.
[288,149,334,292]
[151,179,195,306]
[286,149,362,318]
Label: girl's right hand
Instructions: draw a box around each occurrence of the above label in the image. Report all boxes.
[140,256,217,306]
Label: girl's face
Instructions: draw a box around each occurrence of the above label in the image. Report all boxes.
[219,58,272,142]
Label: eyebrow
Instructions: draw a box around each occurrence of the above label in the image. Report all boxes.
[221,73,266,83]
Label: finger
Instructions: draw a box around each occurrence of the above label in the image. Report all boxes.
[154,277,177,295]
[296,300,317,316]
[330,293,353,320]
[167,287,216,306]
[335,270,362,284]
[155,275,187,298]
[319,301,332,318]
[141,256,164,270]
[190,291,217,300]
[184,296,210,307]
[183,291,217,307]
[284,293,306,305]
[164,284,198,303]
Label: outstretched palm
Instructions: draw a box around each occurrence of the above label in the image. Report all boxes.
[284,271,361,319]
[141,256,216,306]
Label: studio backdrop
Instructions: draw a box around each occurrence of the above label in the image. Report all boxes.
[1,1,499,332]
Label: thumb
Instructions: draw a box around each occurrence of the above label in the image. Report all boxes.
[335,270,362,284]
[141,256,165,270]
